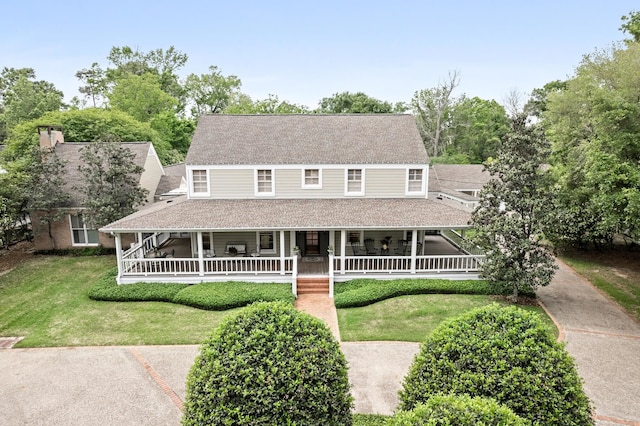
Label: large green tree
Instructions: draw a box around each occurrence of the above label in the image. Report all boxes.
[317,91,405,114]
[544,42,640,246]
[0,67,64,143]
[441,96,509,164]
[184,65,242,116]
[472,114,557,301]
[108,73,178,122]
[225,94,310,114]
[74,62,108,108]
[25,146,71,248]
[1,108,175,166]
[75,140,149,228]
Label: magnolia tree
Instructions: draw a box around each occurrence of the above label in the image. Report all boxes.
[471,114,557,301]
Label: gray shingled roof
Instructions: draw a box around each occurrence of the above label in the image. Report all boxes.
[55,142,152,207]
[186,114,429,166]
[101,197,472,232]
[429,164,492,192]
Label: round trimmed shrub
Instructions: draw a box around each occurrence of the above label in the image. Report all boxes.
[399,304,593,425]
[389,394,528,425]
[182,301,353,425]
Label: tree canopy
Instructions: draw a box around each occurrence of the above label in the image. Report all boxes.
[318,91,405,114]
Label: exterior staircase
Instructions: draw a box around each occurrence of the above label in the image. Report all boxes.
[296,277,330,295]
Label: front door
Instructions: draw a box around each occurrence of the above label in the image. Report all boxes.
[296,231,330,256]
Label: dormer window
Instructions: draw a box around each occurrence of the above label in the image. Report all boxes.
[346,169,364,195]
[302,168,321,188]
[192,169,209,195]
[407,169,424,193]
[256,169,274,195]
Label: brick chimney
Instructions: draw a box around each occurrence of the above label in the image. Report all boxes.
[37,125,64,149]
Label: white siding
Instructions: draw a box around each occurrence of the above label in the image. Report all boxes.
[274,169,344,198]
[210,169,254,198]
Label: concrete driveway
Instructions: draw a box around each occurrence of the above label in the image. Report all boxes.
[0,342,419,425]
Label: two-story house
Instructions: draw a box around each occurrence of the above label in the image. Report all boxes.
[101,114,485,294]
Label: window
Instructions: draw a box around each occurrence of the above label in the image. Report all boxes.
[256,169,273,195]
[303,169,321,188]
[69,214,99,246]
[346,169,363,195]
[348,231,361,243]
[192,169,208,194]
[257,231,275,253]
[408,169,424,192]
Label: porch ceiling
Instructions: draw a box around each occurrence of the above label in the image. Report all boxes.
[100,196,473,233]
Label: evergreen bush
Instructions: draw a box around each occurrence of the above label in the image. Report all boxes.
[399,304,593,425]
[183,301,353,425]
[388,394,528,425]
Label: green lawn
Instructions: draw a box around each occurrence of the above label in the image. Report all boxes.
[0,256,232,347]
[338,294,556,342]
[1,254,556,348]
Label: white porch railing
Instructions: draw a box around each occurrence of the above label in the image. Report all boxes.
[121,256,294,277]
[335,255,485,274]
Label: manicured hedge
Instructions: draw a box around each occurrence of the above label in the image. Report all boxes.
[88,270,295,309]
[399,304,594,425]
[334,278,494,308]
[353,414,390,426]
[183,302,353,425]
[172,281,295,310]
[389,394,528,425]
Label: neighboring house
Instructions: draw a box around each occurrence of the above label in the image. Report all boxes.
[154,162,187,201]
[429,164,492,209]
[101,114,486,293]
[31,126,165,251]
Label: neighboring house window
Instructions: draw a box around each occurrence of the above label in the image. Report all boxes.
[69,214,99,246]
[256,169,274,195]
[407,169,424,193]
[346,169,364,195]
[257,231,276,253]
[303,168,321,188]
[192,169,208,194]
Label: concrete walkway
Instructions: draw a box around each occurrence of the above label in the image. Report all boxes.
[537,260,640,426]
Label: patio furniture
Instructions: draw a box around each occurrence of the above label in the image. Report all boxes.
[394,239,409,255]
[364,238,379,255]
[350,242,366,256]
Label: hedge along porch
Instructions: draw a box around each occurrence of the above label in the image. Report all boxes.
[103,197,485,295]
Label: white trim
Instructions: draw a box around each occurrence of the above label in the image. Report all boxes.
[69,213,99,246]
[189,169,210,197]
[406,167,426,195]
[255,169,275,196]
[256,230,277,254]
[345,168,365,196]
[301,168,322,189]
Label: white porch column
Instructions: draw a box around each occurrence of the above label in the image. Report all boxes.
[114,233,123,284]
[340,229,346,275]
[136,232,144,258]
[289,230,296,254]
[280,230,286,275]
[410,230,418,274]
[197,231,204,277]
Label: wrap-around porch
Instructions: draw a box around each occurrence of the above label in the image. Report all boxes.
[113,228,485,295]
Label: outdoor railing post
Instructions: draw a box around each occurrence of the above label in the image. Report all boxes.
[328,253,335,298]
[292,255,298,297]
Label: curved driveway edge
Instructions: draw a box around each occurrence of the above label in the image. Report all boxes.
[537,259,640,425]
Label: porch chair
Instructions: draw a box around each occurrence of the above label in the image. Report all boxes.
[393,239,409,255]
[364,238,379,255]
[350,242,366,256]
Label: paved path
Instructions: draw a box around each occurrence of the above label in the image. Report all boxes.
[537,259,640,426]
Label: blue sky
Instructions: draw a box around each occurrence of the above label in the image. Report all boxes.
[1,1,636,109]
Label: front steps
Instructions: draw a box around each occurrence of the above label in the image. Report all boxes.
[296,277,330,295]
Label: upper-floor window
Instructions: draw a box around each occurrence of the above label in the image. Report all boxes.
[407,169,424,193]
[192,169,208,194]
[346,169,364,195]
[303,168,321,188]
[69,214,99,246]
[256,169,274,195]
